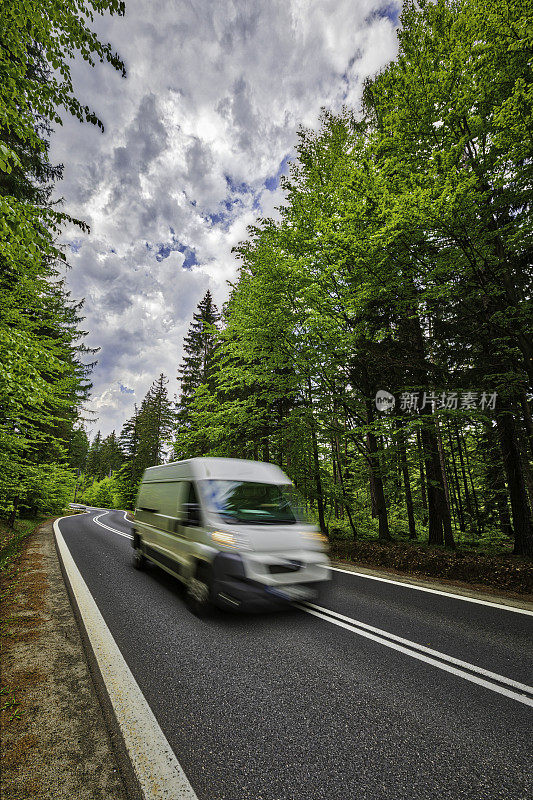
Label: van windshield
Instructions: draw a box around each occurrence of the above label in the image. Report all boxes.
[199,480,307,525]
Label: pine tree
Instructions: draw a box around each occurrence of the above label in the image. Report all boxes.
[85,432,103,478]
[175,291,220,457]
[138,374,175,467]
[115,375,175,507]
[99,431,124,477]
[178,291,220,409]
[67,427,90,471]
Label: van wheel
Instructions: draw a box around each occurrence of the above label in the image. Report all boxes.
[185,575,212,618]
[133,548,146,570]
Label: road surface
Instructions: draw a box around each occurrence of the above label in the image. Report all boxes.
[57,509,533,800]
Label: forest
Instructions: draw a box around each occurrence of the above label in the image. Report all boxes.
[1,0,532,561]
[0,0,126,536]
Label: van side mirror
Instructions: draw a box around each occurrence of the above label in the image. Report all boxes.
[183,502,201,527]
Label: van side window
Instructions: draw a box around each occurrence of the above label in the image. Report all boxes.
[185,482,201,526]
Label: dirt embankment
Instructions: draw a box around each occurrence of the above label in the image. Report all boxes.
[0,519,129,800]
[329,539,533,598]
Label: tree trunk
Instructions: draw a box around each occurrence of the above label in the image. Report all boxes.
[485,432,515,537]
[455,422,474,526]
[435,417,455,547]
[446,421,465,533]
[333,427,358,539]
[368,464,378,518]
[365,398,391,541]
[496,410,533,556]
[416,426,427,514]
[520,390,533,459]
[307,379,327,536]
[397,418,416,539]
[515,415,533,512]
[459,428,483,536]
[420,409,454,547]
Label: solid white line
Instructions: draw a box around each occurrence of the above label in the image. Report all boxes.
[330,566,533,616]
[54,518,198,800]
[93,516,532,617]
[304,602,533,695]
[296,603,533,707]
[93,511,133,540]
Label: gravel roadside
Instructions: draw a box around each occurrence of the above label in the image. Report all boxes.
[0,519,132,800]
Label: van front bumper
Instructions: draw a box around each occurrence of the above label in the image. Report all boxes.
[210,552,328,612]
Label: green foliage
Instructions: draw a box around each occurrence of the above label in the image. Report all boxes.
[165,0,532,556]
[109,374,175,507]
[0,0,125,520]
[175,291,221,458]
[79,475,120,509]
[0,516,44,574]
[23,464,76,516]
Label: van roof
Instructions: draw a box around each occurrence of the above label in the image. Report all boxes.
[141,457,292,484]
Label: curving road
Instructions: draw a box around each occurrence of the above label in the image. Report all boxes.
[57,509,533,800]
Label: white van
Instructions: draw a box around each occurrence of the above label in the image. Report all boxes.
[132,457,330,614]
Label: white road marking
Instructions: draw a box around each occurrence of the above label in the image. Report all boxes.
[92,512,532,617]
[54,518,198,800]
[330,566,533,616]
[93,511,133,540]
[297,602,533,708]
[83,510,533,706]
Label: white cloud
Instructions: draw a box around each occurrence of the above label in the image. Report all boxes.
[50,0,400,438]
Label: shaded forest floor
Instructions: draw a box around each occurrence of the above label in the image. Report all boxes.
[329,537,533,597]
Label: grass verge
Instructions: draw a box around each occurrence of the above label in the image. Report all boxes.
[0,517,44,576]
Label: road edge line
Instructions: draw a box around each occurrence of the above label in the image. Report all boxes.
[330,566,533,615]
[54,517,199,800]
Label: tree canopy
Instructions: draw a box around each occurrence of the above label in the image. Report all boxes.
[0,0,125,519]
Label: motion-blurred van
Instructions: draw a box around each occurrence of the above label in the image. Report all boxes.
[132,457,330,614]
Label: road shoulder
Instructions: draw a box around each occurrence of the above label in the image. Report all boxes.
[0,519,132,800]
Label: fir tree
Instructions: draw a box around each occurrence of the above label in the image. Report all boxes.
[138,374,175,467]
[175,291,220,457]
[85,432,103,478]
[178,290,220,408]
[99,430,124,477]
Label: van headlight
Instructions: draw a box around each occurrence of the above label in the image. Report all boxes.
[211,530,237,548]
[211,530,252,550]
[302,530,329,546]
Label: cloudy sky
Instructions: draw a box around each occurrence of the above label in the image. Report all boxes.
[50,0,400,439]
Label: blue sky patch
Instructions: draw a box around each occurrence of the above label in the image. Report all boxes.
[264,154,291,191]
[224,174,252,194]
[153,230,198,269]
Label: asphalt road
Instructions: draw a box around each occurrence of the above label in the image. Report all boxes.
[58,510,533,800]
